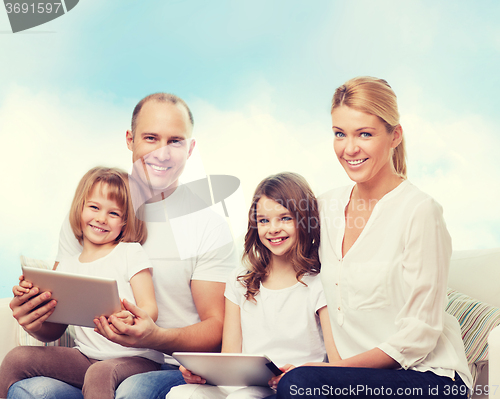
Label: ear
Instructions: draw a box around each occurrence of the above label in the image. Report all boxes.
[126,130,134,151]
[187,138,196,159]
[391,125,403,149]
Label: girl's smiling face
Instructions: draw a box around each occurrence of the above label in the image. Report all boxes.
[256,196,297,259]
[80,183,124,249]
[331,105,402,187]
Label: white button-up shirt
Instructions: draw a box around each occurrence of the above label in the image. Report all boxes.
[319,180,472,388]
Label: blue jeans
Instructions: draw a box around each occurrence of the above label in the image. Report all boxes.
[7,364,185,399]
[269,367,468,399]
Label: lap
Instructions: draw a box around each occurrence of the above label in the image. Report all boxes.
[168,384,274,399]
[275,367,468,399]
[7,377,84,399]
[115,364,185,399]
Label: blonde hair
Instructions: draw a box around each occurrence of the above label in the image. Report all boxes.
[69,167,147,245]
[331,76,407,179]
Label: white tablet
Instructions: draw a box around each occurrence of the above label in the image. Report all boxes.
[21,265,122,328]
[172,352,282,386]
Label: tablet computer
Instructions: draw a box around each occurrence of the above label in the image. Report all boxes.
[172,352,282,386]
[21,265,122,328]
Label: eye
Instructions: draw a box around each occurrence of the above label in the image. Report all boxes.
[169,139,184,147]
[258,218,269,224]
[334,131,345,138]
[282,216,293,222]
[360,132,372,138]
[89,205,98,210]
[144,135,157,142]
[110,211,121,217]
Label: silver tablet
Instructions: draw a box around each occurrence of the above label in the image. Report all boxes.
[172,352,282,386]
[21,265,121,328]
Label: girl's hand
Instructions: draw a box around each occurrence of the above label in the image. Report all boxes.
[12,275,32,297]
[269,364,295,390]
[180,365,206,384]
[107,310,134,334]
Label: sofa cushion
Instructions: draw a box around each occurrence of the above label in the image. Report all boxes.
[446,288,500,385]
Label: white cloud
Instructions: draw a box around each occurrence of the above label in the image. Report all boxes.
[1,84,498,298]
[402,111,500,250]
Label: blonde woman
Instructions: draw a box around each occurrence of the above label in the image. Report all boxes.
[272,77,472,399]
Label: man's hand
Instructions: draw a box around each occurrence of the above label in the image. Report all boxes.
[10,284,57,334]
[179,365,206,384]
[94,299,159,348]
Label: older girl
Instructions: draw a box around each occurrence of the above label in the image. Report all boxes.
[169,172,340,399]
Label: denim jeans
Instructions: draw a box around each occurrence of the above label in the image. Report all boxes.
[268,366,468,399]
[7,363,185,399]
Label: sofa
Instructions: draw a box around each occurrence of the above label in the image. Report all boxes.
[1,248,499,398]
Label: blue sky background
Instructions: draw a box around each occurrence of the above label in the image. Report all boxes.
[1,0,499,298]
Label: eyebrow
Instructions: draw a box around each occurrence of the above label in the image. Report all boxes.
[141,132,187,141]
[332,126,376,131]
[256,212,292,218]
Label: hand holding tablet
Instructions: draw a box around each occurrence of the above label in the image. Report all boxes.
[172,352,282,387]
[21,265,122,328]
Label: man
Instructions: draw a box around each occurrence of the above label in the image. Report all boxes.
[8,93,237,399]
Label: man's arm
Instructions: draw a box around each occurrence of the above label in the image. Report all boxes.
[95,280,225,355]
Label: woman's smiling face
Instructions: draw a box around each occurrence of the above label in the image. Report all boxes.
[331,105,402,187]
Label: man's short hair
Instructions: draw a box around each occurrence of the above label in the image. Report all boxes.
[131,93,194,136]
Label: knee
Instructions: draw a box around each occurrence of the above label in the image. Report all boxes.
[276,367,312,397]
[114,373,145,399]
[2,346,38,370]
[7,377,78,399]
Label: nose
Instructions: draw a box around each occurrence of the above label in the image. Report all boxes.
[153,144,171,162]
[345,137,359,155]
[269,219,282,234]
[95,211,107,224]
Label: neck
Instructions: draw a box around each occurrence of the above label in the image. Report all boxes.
[262,254,298,289]
[147,183,178,203]
[354,167,403,202]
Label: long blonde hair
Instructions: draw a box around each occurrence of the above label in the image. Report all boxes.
[331,76,407,179]
[69,167,147,245]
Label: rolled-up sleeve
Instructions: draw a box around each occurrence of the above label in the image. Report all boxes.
[378,197,452,368]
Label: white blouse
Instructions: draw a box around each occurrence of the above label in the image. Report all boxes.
[319,180,472,387]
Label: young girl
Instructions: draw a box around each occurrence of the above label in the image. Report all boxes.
[167,172,340,399]
[0,166,164,399]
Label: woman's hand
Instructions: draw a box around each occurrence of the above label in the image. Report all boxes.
[268,364,296,390]
[179,365,206,384]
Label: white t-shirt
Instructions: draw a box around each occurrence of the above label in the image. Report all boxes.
[57,242,164,363]
[318,180,472,387]
[57,185,238,364]
[225,267,327,368]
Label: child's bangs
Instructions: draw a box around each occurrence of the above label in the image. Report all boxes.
[93,177,128,213]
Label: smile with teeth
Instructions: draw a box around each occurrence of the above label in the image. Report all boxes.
[90,224,108,233]
[345,158,368,165]
[269,237,288,243]
[148,164,170,172]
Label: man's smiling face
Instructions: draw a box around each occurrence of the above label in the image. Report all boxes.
[126,100,195,198]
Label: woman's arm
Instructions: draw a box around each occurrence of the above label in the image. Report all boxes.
[130,269,158,321]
